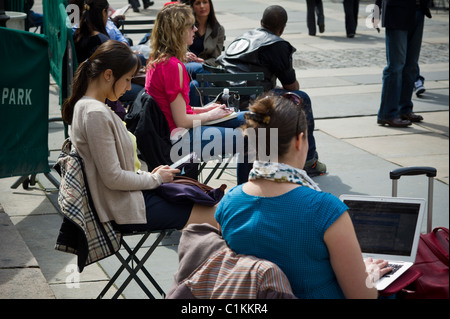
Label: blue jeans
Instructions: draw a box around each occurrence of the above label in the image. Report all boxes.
[120,83,144,108]
[185,62,211,107]
[378,9,425,121]
[173,112,253,184]
[272,88,318,162]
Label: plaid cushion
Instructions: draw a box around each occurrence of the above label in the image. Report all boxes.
[55,139,121,266]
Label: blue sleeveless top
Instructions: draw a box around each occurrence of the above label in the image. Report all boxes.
[215,185,348,299]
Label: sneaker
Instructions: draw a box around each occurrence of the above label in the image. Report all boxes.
[304,158,327,177]
[414,78,426,97]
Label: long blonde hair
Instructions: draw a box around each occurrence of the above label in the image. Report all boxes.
[148,3,195,67]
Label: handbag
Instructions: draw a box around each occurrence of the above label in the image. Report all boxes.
[384,227,449,299]
[155,176,227,206]
[131,67,146,86]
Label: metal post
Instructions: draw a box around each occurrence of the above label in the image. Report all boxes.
[427,176,434,234]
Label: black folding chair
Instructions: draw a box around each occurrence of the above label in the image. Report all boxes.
[196,72,265,105]
[195,72,265,182]
[97,229,176,299]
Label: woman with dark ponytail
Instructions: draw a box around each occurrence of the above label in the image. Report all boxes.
[72,0,142,109]
[73,0,110,63]
[62,40,218,233]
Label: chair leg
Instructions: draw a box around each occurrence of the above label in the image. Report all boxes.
[216,156,234,180]
[97,230,168,299]
[117,231,167,298]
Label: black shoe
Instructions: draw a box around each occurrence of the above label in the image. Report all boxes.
[144,1,154,9]
[347,33,355,38]
[319,24,325,33]
[377,118,412,127]
[401,112,423,122]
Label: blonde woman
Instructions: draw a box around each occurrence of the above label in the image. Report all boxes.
[145,3,253,185]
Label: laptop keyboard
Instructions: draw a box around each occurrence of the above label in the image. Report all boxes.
[384,264,403,277]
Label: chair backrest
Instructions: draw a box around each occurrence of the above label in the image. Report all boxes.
[125,90,173,171]
[118,18,155,35]
[4,0,23,12]
[196,72,265,97]
[54,139,121,272]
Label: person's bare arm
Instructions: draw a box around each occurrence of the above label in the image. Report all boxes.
[324,212,391,299]
[282,79,300,91]
[170,63,232,128]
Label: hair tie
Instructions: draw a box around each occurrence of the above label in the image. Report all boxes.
[244,112,271,125]
[84,3,90,11]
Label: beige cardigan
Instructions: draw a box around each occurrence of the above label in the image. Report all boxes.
[70,97,163,224]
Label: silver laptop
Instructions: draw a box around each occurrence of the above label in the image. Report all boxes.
[339,195,426,291]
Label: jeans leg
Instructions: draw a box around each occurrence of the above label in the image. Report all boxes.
[399,9,425,116]
[186,62,210,107]
[120,83,144,108]
[306,0,317,35]
[272,89,317,161]
[378,29,408,121]
[178,112,251,184]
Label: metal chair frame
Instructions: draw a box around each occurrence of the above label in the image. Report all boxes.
[97,229,176,299]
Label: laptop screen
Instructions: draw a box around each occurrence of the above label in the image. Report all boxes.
[343,199,421,257]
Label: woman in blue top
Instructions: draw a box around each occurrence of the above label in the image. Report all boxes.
[215,93,392,299]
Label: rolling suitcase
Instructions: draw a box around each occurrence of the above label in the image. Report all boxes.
[382,167,449,299]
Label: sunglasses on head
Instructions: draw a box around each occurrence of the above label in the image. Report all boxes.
[282,92,304,139]
[282,92,303,106]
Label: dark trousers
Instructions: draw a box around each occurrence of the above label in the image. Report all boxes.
[129,0,152,9]
[343,0,359,36]
[306,0,325,35]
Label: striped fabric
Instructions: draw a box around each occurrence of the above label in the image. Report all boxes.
[185,247,294,299]
[55,139,121,267]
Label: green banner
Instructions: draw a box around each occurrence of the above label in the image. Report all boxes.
[0,27,50,178]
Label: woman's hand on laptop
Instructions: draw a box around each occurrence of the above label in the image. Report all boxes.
[364,258,393,287]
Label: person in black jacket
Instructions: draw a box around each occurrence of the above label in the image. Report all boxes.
[374,0,432,127]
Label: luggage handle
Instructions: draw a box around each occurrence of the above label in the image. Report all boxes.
[390,167,437,180]
[390,166,437,234]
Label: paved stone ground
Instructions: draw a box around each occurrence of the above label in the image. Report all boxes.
[294,42,449,69]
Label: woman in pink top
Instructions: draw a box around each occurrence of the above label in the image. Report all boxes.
[145,3,253,184]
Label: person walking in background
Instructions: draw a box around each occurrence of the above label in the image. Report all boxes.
[305,0,325,36]
[129,0,154,12]
[343,0,359,38]
[374,0,432,127]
